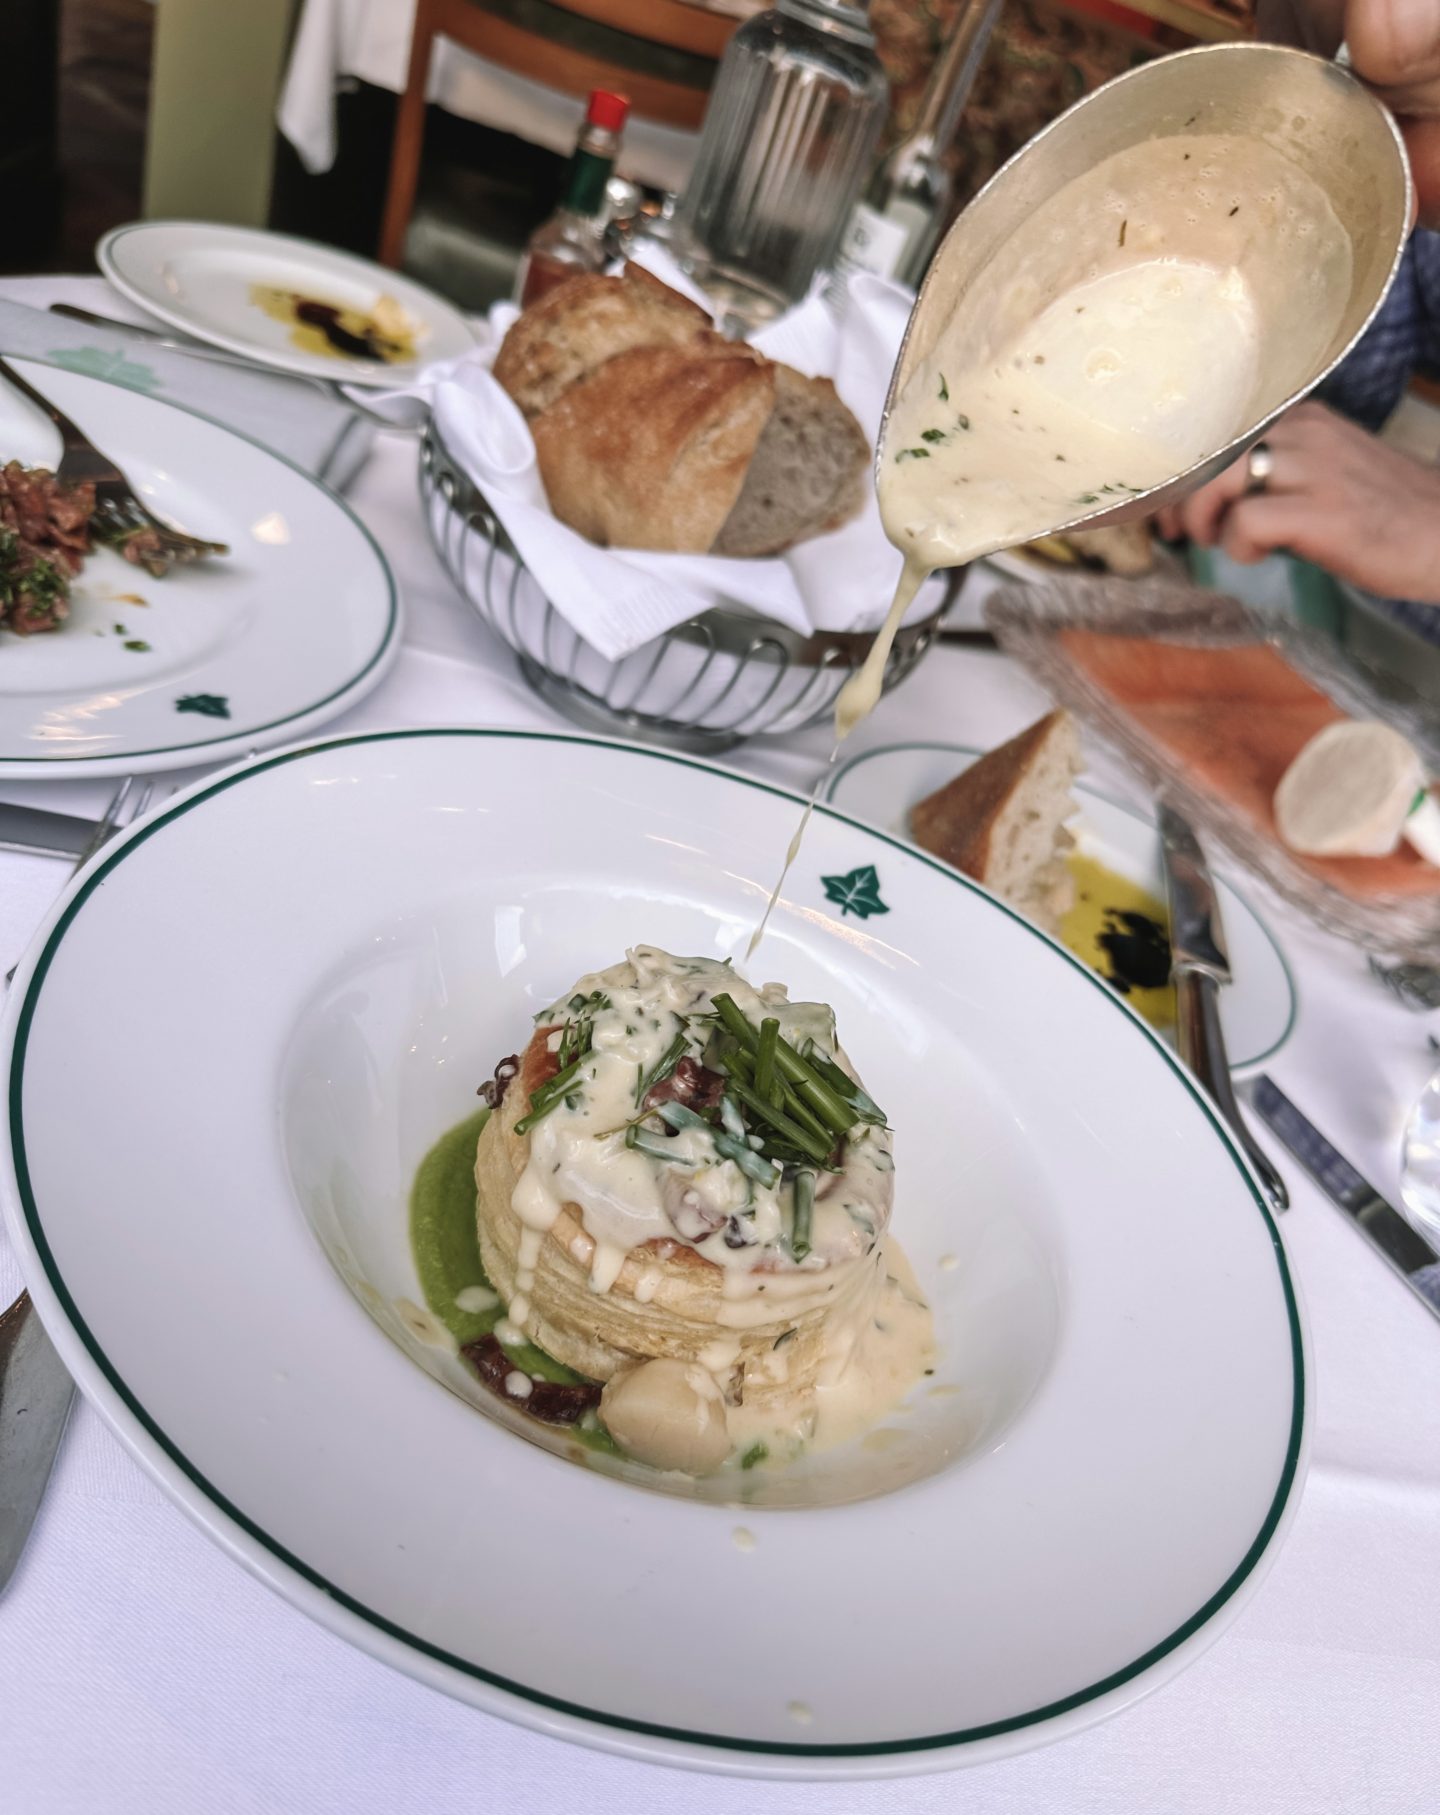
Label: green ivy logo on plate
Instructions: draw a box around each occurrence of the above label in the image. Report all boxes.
[175,693,230,719]
[820,864,889,920]
[44,346,162,393]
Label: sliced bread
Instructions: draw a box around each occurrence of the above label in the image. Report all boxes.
[909,711,1083,934]
[712,367,871,558]
[493,263,713,420]
[492,265,869,556]
[529,342,778,552]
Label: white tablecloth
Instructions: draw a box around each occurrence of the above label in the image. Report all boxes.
[278,0,704,194]
[2,278,1439,1814]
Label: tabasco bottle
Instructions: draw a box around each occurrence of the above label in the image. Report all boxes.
[515,89,631,306]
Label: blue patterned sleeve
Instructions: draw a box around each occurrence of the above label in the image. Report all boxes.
[1317,229,1440,430]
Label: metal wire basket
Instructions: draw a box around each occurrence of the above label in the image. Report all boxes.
[419,421,947,752]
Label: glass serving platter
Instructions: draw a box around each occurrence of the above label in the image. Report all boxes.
[986,576,1440,964]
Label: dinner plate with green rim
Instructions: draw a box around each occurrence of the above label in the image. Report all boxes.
[827,740,1298,1075]
[0,357,398,778]
[0,728,1306,1776]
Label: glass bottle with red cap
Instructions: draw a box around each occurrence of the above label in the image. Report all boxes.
[515,89,631,306]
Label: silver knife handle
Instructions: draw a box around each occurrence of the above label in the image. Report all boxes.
[1176,970,1290,1213]
[0,1291,75,1593]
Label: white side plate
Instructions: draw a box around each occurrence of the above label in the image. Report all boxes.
[99,221,475,387]
[0,358,399,777]
[827,740,1297,1072]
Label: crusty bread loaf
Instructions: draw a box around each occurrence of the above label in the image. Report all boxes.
[909,711,1082,935]
[530,343,778,553]
[494,263,714,419]
[492,264,868,557]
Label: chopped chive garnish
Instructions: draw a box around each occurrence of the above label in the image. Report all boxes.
[719,1074,833,1167]
[635,1028,687,1104]
[626,1125,699,1167]
[713,1131,780,1188]
[920,428,946,444]
[755,1017,779,1103]
[740,1442,768,1469]
[719,1094,747,1142]
[776,1080,835,1148]
[711,994,757,1049]
[938,374,949,402]
[655,1100,707,1132]
[955,413,970,431]
[771,1044,859,1138]
[804,1047,886,1125]
[791,1171,815,1260]
[514,1056,585,1132]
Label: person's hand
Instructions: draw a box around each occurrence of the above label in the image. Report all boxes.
[1260,0,1440,226]
[1156,401,1440,601]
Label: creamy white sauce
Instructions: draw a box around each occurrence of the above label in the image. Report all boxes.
[751,134,1352,961]
[454,1283,500,1313]
[511,948,892,1278]
[726,1238,936,1462]
[879,256,1259,574]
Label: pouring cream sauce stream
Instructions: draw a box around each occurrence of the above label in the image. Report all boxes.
[749,132,1352,953]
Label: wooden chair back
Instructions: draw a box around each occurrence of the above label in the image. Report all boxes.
[379,0,733,267]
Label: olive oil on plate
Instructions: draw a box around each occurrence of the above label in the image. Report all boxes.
[1060,850,1175,1029]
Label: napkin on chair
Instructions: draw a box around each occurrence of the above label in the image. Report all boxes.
[360,249,947,663]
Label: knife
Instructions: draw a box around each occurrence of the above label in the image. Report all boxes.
[1245,1073,1440,1320]
[1157,802,1290,1213]
[0,1295,75,1589]
[0,798,100,861]
[0,775,152,1593]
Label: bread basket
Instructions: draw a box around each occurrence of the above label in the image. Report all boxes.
[419,421,948,753]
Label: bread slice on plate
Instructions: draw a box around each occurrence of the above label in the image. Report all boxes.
[908,711,1083,935]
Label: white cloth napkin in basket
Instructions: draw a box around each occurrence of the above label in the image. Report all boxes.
[363,249,946,663]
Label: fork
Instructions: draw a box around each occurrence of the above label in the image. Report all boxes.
[0,356,229,572]
[2,774,155,987]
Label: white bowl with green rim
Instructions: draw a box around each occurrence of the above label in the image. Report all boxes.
[0,728,1306,1775]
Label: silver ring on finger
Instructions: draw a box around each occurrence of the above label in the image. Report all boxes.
[1245,442,1274,495]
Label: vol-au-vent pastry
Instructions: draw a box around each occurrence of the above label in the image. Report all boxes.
[473,947,933,1473]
